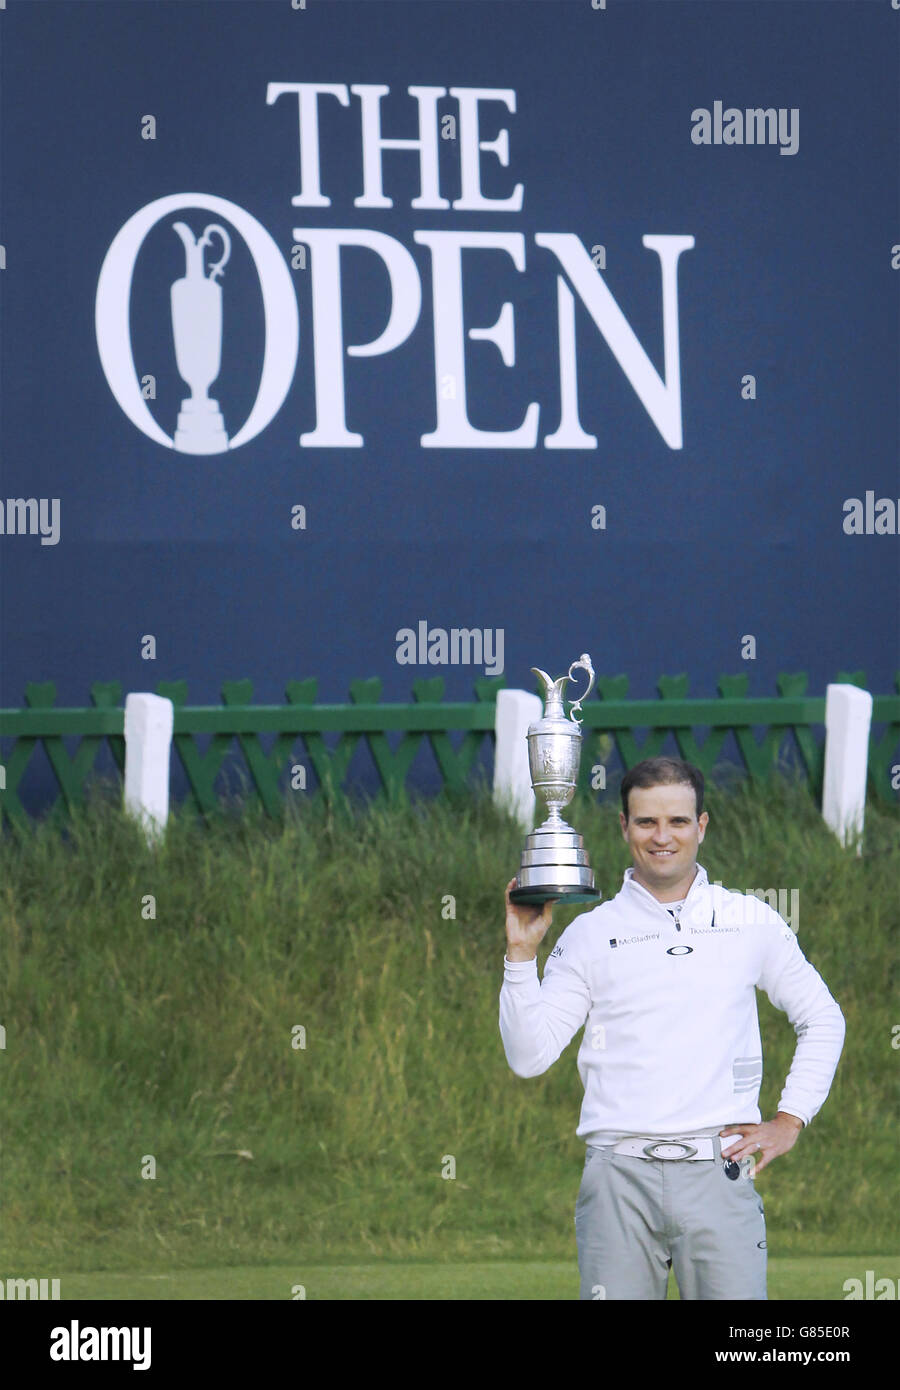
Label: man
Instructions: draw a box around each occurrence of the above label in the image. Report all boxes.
[500,756,845,1300]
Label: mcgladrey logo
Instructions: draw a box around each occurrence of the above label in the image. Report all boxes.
[95,82,696,457]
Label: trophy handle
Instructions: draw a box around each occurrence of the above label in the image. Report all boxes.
[199,224,232,282]
[566,653,595,724]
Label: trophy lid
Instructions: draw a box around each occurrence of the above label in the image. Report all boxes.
[531,653,595,726]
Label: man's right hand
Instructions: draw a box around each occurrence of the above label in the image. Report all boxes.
[504,877,556,961]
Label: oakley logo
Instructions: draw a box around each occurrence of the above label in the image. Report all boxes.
[666,945,693,956]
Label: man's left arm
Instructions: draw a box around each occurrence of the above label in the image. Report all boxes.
[719,913,846,1175]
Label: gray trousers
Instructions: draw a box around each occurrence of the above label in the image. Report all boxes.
[575,1139,767,1300]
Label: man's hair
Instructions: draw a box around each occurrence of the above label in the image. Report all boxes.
[620,757,705,820]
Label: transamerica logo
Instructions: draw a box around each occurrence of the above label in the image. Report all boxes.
[95,83,694,456]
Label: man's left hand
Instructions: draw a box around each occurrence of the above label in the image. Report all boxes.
[718,1112,803,1176]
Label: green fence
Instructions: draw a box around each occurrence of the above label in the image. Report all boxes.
[1,671,898,828]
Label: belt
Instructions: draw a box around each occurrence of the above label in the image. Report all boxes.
[611,1135,726,1161]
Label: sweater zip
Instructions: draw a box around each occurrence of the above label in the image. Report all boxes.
[627,871,705,932]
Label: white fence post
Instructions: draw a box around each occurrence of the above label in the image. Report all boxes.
[493,688,543,832]
[822,683,873,852]
[124,692,174,844]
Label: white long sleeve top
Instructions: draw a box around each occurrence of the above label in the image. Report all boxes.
[499,864,846,1146]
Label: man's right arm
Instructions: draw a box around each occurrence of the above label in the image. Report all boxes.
[499,878,592,1077]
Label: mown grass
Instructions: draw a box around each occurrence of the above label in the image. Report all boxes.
[1,774,898,1275]
[47,1255,900,1301]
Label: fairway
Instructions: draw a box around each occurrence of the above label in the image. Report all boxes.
[48,1257,897,1301]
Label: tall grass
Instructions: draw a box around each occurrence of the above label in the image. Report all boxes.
[1,775,897,1271]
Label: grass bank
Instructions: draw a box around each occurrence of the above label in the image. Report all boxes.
[1,776,897,1272]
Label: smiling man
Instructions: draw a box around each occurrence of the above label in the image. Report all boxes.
[499,756,846,1300]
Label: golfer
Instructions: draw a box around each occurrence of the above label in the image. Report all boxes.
[500,756,845,1300]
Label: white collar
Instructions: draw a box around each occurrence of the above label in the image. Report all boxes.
[623,863,709,901]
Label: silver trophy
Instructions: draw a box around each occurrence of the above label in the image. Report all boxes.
[510,653,600,905]
[170,221,231,454]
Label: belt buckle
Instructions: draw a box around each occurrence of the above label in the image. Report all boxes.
[642,1140,698,1161]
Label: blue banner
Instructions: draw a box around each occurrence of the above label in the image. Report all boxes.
[1,0,897,730]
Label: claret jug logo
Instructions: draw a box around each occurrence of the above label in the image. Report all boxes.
[169,220,231,453]
[95,83,695,456]
[95,192,300,454]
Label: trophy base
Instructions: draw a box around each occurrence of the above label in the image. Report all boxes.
[174,397,229,454]
[513,824,597,905]
[510,884,601,905]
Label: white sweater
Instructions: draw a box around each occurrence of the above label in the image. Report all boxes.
[499,864,846,1146]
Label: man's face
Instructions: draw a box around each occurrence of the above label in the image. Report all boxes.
[619,782,709,898]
